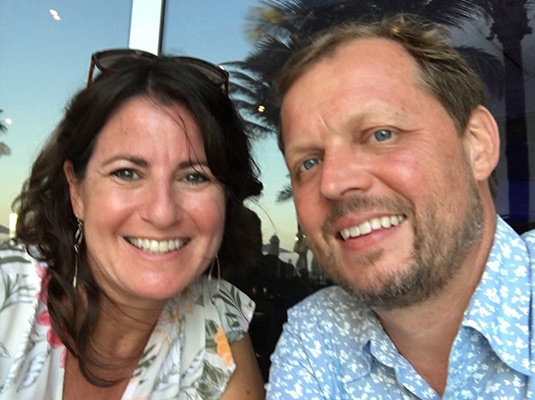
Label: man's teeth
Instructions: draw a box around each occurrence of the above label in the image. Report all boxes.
[340,215,405,241]
[126,238,187,253]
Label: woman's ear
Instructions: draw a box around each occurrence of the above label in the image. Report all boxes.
[63,160,85,220]
[464,105,500,182]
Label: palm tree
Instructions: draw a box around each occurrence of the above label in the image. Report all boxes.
[0,110,11,158]
[225,0,504,140]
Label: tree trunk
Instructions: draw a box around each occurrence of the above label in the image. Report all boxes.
[488,0,532,231]
[502,39,530,228]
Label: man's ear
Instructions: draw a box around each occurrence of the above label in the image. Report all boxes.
[464,105,500,182]
[63,160,85,220]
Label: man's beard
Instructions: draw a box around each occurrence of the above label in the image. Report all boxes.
[307,180,483,310]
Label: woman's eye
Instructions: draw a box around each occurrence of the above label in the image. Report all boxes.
[299,158,321,172]
[111,168,139,180]
[185,173,209,184]
[373,129,393,142]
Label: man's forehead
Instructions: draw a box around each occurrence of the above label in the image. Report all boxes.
[283,38,419,100]
[281,38,421,117]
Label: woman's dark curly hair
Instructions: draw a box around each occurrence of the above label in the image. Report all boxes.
[13,55,262,385]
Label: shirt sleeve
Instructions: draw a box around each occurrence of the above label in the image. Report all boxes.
[189,278,255,399]
[266,306,328,400]
[0,240,43,397]
[210,279,256,344]
[0,240,39,303]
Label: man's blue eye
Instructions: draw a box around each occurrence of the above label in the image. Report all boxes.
[300,158,320,172]
[374,129,393,142]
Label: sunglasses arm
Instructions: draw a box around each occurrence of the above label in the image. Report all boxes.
[87,60,96,87]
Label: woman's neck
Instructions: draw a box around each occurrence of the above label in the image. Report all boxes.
[90,296,161,360]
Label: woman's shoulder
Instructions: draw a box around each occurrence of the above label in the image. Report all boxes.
[0,240,33,262]
[175,278,255,342]
[209,279,255,342]
[0,241,58,399]
[0,240,40,278]
[142,279,256,399]
[0,240,41,303]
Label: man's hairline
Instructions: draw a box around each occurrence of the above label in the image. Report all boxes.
[277,36,468,154]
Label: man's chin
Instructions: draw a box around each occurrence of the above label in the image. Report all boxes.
[328,263,431,310]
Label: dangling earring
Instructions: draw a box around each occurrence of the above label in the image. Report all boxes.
[73,218,83,288]
[208,255,221,301]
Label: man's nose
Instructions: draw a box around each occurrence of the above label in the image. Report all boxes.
[319,146,374,201]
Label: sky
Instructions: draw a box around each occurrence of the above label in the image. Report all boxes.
[0,0,300,255]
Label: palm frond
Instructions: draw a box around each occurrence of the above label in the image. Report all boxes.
[276,183,293,202]
[457,46,504,98]
[0,143,11,157]
[0,110,6,133]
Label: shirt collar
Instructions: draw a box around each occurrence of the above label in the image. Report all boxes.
[338,288,419,382]
[329,287,380,380]
[462,216,532,375]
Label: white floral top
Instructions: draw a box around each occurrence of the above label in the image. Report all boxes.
[0,240,255,400]
[267,217,535,399]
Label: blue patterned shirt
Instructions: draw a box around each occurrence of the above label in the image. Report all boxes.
[267,217,535,399]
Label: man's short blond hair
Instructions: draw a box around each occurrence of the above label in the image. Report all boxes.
[277,13,487,132]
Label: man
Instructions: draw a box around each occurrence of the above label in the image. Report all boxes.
[267,14,535,399]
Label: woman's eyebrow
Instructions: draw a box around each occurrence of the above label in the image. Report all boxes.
[178,160,209,169]
[101,157,210,170]
[102,155,148,167]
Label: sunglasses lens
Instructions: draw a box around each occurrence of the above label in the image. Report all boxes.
[184,61,227,86]
[89,50,228,93]
[94,50,155,72]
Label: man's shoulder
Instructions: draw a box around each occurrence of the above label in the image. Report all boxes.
[291,285,346,308]
[494,217,535,259]
[519,228,535,267]
[520,228,535,248]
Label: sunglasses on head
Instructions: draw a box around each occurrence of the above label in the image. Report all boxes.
[87,48,230,95]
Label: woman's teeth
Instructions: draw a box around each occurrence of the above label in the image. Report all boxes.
[126,238,188,253]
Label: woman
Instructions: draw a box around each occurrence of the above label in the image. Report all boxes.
[0,50,265,399]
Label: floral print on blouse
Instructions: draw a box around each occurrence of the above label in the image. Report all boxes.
[0,240,255,400]
[267,216,535,399]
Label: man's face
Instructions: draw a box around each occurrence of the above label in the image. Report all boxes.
[281,38,484,309]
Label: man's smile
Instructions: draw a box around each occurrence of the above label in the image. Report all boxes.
[339,214,406,240]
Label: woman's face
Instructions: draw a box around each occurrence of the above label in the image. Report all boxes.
[65,96,226,308]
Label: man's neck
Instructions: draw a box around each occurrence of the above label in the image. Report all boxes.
[376,287,471,395]
[374,212,497,395]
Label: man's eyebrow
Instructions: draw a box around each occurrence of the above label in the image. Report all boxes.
[284,143,319,157]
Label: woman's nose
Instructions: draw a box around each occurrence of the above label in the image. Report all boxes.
[140,181,181,228]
